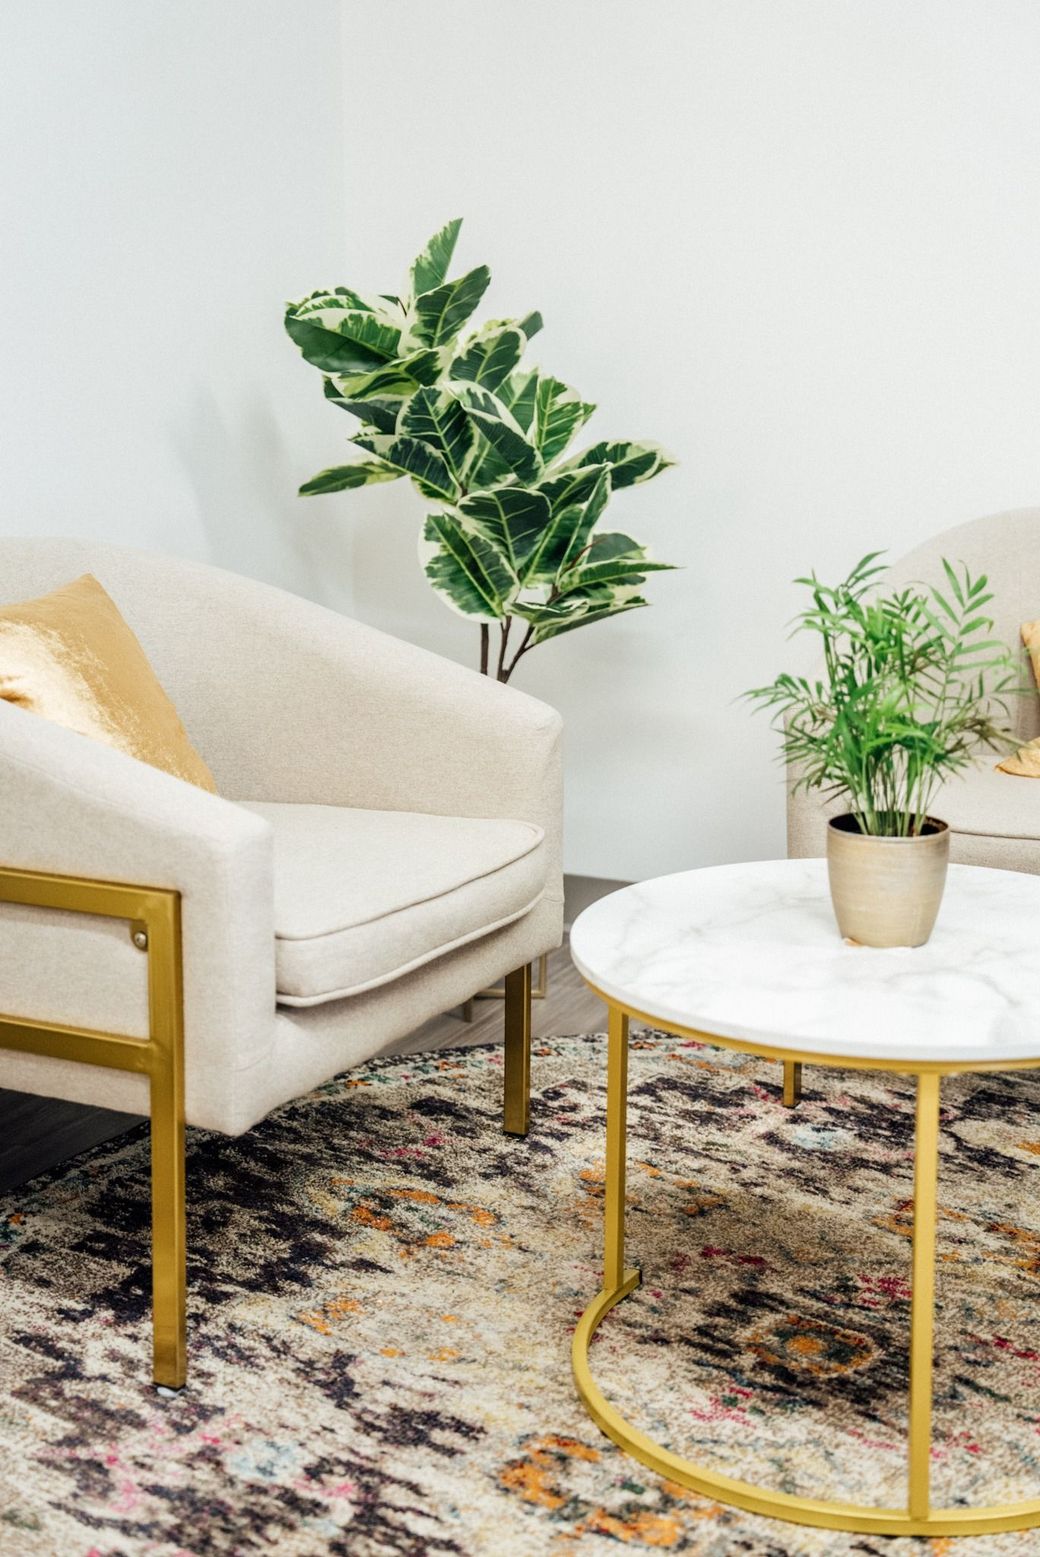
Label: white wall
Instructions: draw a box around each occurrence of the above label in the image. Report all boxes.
[339,0,1040,880]
[0,1,347,603]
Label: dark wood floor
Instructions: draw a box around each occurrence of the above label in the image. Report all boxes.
[0,942,606,1193]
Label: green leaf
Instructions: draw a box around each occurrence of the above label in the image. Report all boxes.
[293,284,389,315]
[497,367,539,433]
[532,374,596,462]
[456,383,542,483]
[451,323,525,392]
[411,265,491,348]
[291,296,402,359]
[409,218,463,300]
[514,588,648,644]
[299,461,401,496]
[423,512,516,618]
[518,310,543,340]
[353,432,458,501]
[564,440,674,489]
[458,485,551,579]
[285,309,388,375]
[399,388,474,480]
[524,464,610,582]
[322,379,400,432]
[559,531,676,590]
[332,349,445,399]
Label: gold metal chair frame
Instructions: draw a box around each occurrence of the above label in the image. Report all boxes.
[0,866,186,1389]
[0,866,534,1388]
[572,988,1040,1539]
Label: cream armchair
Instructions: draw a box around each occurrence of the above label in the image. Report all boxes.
[788,507,1040,871]
[0,538,563,1389]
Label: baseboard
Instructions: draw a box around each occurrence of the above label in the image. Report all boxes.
[563,873,630,930]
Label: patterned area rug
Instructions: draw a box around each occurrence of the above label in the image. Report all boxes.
[3,1032,1040,1556]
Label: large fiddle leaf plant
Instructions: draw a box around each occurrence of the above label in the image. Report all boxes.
[285,218,675,682]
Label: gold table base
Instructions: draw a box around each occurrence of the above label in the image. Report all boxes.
[571,993,1040,1538]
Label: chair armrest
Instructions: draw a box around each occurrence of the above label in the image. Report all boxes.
[0,702,275,1132]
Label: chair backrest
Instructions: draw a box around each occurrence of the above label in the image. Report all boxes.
[0,535,230,696]
[883,508,1040,741]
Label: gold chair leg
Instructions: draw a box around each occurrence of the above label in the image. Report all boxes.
[783,1060,803,1107]
[0,866,187,1389]
[147,892,186,1390]
[503,962,532,1136]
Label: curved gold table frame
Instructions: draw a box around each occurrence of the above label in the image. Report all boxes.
[572,988,1040,1539]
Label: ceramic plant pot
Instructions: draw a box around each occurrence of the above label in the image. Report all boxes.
[826,813,950,948]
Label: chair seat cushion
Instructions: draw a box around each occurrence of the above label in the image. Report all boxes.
[239,802,546,1006]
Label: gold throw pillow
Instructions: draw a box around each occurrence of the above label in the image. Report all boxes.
[0,573,217,791]
[997,735,1040,778]
[996,621,1040,776]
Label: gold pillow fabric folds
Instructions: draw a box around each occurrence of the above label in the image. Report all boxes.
[995,621,1040,777]
[0,573,217,791]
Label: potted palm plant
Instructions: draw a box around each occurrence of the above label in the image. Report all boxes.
[748,553,1016,947]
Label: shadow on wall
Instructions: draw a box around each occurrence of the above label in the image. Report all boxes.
[172,386,354,613]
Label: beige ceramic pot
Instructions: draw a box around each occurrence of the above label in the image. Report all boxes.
[826,814,950,948]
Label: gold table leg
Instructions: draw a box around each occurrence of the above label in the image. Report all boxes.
[909,1071,940,1521]
[783,1060,803,1108]
[571,1019,1040,1536]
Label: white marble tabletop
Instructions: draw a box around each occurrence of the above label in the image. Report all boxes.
[569,859,1040,1065]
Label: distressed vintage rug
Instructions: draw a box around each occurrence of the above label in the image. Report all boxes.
[3,1032,1040,1556]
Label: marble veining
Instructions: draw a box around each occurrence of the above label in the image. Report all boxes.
[569,859,1040,1063]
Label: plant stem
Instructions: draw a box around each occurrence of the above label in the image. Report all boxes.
[496,618,512,680]
[502,623,535,683]
[480,623,490,676]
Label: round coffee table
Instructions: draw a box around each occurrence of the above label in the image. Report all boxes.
[569,858,1040,1539]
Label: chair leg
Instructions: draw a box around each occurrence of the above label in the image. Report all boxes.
[147,895,187,1391]
[782,1060,803,1108]
[503,962,532,1136]
[150,1067,186,1388]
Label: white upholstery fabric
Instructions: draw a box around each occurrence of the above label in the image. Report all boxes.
[787,508,1040,872]
[0,540,564,1135]
[240,802,546,1004]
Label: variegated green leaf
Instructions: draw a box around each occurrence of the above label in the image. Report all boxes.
[524,464,610,581]
[532,374,596,462]
[299,461,402,496]
[518,310,543,341]
[322,379,400,432]
[333,349,444,400]
[289,300,401,360]
[563,440,674,489]
[285,309,387,375]
[411,265,491,348]
[458,486,551,579]
[515,588,648,644]
[423,512,516,618]
[409,218,462,300]
[558,531,676,590]
[399,388,474,481]
[497,368,539,434]
[456,383,542,484]
[451,323,525,393]
[293,284,389,315]
[353,433,458,501]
